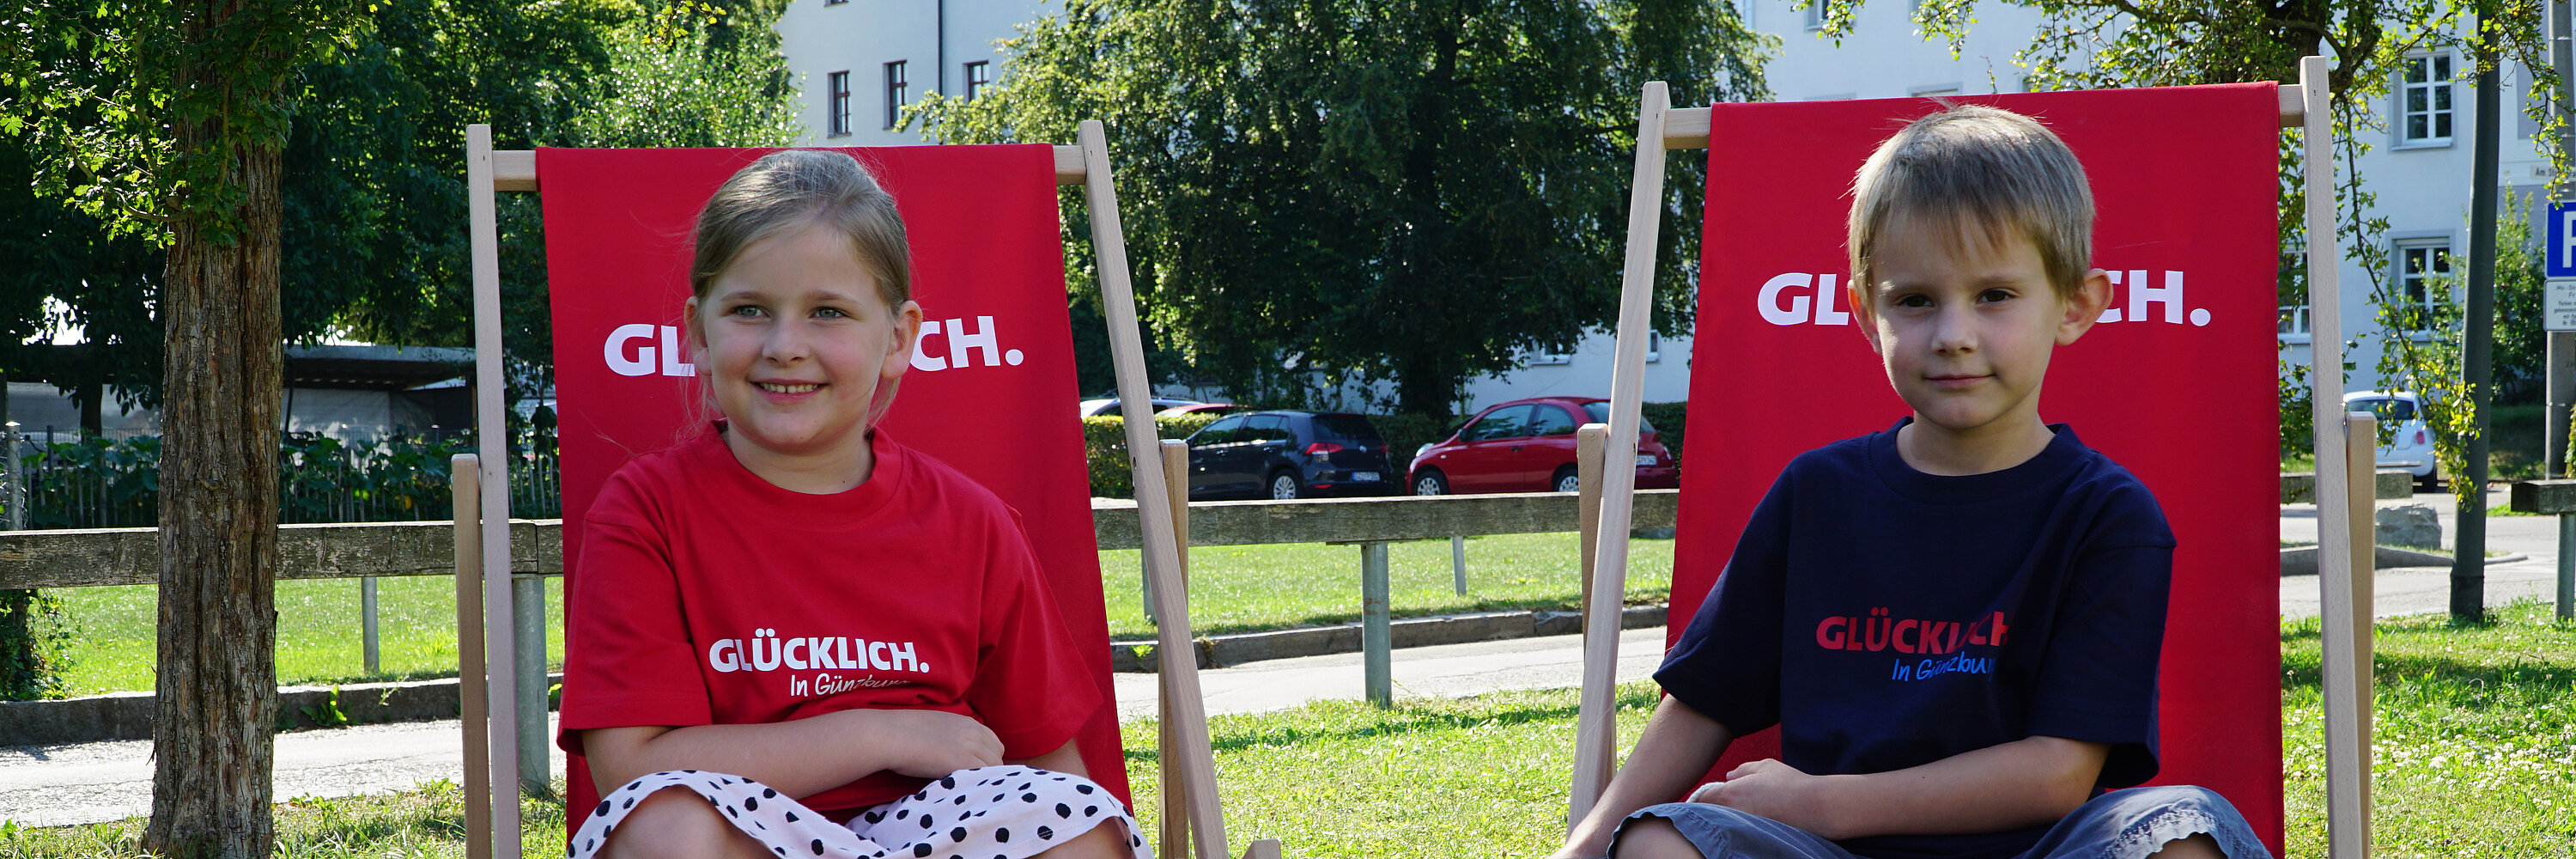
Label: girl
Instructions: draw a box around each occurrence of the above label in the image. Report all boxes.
[557,149,1144,859]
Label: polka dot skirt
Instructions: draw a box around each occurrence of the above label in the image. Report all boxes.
[568,765,1148,859]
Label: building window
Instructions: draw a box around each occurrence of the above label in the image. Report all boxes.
[1801,0,1824,30]
[826,71,850,137]
[964,61,992,101]
[2397,53,2455,146]
[824,0,847,5]
[2394,239,2452,332]
[884,61,909,129]
[2277,306,2310,340]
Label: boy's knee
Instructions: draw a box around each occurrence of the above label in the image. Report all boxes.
[1608,815,1703,859]
[599,788,765,859]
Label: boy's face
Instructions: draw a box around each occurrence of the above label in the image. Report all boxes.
[688,222,923,462]
[1851,218,2109,440]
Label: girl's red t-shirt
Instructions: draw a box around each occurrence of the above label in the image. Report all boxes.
[556,429,1101,819]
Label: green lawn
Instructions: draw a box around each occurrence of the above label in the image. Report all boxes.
[1100,533,1674,640]
[12,601,2574,856]
[43,576,568,698]
[36,533,1666,695]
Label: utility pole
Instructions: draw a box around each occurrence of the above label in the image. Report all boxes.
[2458,6,2504,623]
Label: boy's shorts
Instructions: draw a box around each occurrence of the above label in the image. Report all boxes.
[1612,784,2271,859]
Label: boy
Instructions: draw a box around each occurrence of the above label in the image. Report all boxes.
[1551,105,2270,859]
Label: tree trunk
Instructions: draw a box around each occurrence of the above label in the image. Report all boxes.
[144,6,289,856]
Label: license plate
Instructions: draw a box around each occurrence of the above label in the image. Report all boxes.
[1352,472,1382,482]
[1635,454,1657,467]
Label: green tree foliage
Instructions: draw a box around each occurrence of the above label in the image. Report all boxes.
[920,0,1771,417]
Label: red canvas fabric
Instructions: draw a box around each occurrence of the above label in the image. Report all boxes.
[1671,84,2282,851]
[534,144,1121,826]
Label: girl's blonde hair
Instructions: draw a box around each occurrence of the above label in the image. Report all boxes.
[691,149,912,307]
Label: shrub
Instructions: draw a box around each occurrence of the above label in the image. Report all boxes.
[0,588,75,701]
[1640,402,1687,460]
[1084,413,1222,497]
[1366,413,1466,463]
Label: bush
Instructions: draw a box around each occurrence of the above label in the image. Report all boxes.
[0,588,75,701]
[1084,413,1222,497]
[1640,402,1687,461]
[1367,413,1467,463]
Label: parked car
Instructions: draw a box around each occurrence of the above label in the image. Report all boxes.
[1078,396,1205,417]
[1157,402,1241,417]
[1407,397,1679,496]
[2345,391,2436,489]
[1183,411,1400,500]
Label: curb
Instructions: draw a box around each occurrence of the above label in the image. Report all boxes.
[1109,604,1668,673]
[0,673,563,748]
[2278,545,2530,576]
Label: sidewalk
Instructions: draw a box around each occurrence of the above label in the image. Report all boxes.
[2278,484,2568,618]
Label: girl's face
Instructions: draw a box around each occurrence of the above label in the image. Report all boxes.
[689,222,922,466]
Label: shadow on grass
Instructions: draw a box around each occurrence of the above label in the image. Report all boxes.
[2281,651,2576,710]
[1123,686,1662,763]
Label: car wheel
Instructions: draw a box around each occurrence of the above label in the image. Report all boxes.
[1413,471,1449,496]
[1553,467,1580,494]
[1268,472,1303,500]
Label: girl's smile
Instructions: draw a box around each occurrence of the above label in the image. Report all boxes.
[689,221,923,494]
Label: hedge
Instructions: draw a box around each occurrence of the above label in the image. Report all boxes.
[1083,413,1223,497]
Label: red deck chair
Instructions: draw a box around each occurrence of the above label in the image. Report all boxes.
[1566,63,2379,857]
[453,125,1271,859]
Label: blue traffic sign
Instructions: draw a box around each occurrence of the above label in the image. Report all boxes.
[2551,202,2576,278]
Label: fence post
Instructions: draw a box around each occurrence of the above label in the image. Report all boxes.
[513,572,550,796]
[4,422,21,531]
[1360,541,1391,708]
[1449,535,1467,596]
[361,577,380,675]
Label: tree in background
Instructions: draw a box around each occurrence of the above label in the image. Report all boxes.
[4,2,361,857]
[920,0,1769,417]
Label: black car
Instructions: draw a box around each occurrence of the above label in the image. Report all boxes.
[1183,411,1400,500]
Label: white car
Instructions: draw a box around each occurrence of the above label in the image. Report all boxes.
[2342,391,2434,488]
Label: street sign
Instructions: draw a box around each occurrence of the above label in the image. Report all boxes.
[2550,277,2576,331]
[2551,203,2576,277]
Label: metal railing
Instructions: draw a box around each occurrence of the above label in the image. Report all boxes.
[0,427,563,529]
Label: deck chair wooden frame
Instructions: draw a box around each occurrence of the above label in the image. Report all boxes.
[450,122,1274,859]
[1569,58,2374,858]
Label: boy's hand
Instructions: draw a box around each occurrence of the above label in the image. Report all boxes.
[856,710,1005,777]
[1689,758,1845,839]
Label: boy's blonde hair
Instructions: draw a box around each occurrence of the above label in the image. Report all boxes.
[1847,104,2093,299]
[691,149,912,308]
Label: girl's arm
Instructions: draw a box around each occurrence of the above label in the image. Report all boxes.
[1691,735,2106,841]
[1553,696,1738,859]
[583,709,1003,799]
[1009,738,1089,777]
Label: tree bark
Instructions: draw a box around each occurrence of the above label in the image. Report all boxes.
[144,4,289,856]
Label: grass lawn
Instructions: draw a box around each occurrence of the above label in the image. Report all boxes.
[1099,533,1675,640]
[37,533,1668,695]
[11,600,2575,856]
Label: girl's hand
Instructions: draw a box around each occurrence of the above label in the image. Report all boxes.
[858,710,1005,777]
[1688,758,1845,838]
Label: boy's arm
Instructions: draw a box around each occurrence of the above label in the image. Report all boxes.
[1695,734,2107,841]
[1552,697,1737,859]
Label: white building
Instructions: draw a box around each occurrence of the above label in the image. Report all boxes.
[774,0,1041,145]
[773,0,2527,411]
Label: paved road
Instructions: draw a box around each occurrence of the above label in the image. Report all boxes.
[2278,484,2569,618]
[8,492,2565,829]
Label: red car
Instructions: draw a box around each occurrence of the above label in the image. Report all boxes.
[1406,397,1679,495]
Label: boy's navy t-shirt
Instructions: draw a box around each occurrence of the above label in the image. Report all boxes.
[1656,420,2174,859]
